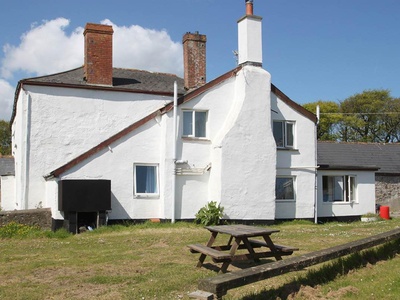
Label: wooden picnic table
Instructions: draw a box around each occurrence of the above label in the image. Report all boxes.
[188,224,298,273]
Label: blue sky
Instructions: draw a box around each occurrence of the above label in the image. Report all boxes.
[1,0,399,120]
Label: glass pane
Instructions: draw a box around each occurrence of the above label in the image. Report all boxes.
[183,111,193,136]
[323,176,344,202]
[273,121,284,147]
[136,166,157,194]
[333,176,344,201]
[195,111,207,137]
[349,176,356,201]
[286,123,294,147]
[275,177,294,200]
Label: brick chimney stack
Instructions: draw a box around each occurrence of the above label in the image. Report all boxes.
[182,32,207,90]
[84,23,114,86]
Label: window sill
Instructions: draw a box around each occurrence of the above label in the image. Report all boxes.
[134,195,160,199]
[322,201,358,205]
[182,137,211,142]
[276,199,296,202]
[277,147,299,151]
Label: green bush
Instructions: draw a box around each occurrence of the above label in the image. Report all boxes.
[0,221,41,238]
[195,201,224,226]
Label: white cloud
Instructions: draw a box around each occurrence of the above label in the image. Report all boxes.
[102,19,183,76]
[1,18,84,79]
[0,79,14,121]
[0,18,184,121]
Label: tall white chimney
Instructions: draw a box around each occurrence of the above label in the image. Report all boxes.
[237,0,263,66]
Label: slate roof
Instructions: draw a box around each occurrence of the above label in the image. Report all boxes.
[0,157,14,176]
[318,141,400,174]
[21,67,186,94]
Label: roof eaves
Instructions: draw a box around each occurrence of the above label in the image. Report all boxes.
[318,164,380,171]
[271,84,317,123]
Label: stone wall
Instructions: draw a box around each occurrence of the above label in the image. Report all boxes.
[0,208,52,230]
[375,175,400,213]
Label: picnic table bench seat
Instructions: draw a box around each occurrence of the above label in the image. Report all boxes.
[248,239,299,253]
[188,244,232,262]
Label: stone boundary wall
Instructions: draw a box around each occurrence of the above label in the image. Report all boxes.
[375,175,400,213]
[0,208,52,230]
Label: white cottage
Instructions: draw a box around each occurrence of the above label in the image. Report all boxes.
[3,1,375,232]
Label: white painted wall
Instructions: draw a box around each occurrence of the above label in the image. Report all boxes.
[317,170,376,217]
[11,85,173,215]
[48,65,278,221]
[0,175,15,211]
[10,65,374,222]
[213,66,276,220]
[271,93,317,219]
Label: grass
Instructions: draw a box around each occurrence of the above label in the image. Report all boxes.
[0,219,399,299]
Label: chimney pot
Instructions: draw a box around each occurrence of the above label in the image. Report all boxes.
[245,0,254,15]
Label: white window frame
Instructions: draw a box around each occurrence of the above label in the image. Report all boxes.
[322,175,357,203]
[275,176,296,201]
[182,110,208,138]
[273,120,295,149]
[133,163,159,198]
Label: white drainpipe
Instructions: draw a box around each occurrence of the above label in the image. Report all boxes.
[314,105,320,224]
[171,81,178,223]
[23,91,31,210]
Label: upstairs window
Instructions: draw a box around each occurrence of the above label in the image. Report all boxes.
[323,175,356,202]
[276,176,295,201]
[183,110,207,138]
[134,164,159,196]
[273,120,295,148]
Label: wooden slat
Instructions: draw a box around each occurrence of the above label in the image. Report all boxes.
[198,227,400,298]
[188,244,232,260]
[248,239,299,252]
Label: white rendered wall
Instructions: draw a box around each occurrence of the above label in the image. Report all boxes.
[212,66,276,220]
[56,65,278,221]
[60,118,164,220]
[271,93,317,219]
[0,175,15,211]
[237,15,263,65]
[317,170,376,217]
[13,85,173,215]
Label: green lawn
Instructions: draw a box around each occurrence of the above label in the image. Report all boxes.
[0,218,399,299]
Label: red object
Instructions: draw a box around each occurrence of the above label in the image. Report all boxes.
[380,206,390,219]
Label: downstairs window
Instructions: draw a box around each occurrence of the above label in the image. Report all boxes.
[276,177,295,201]
[134,164,159,196]
[323,175,356,202]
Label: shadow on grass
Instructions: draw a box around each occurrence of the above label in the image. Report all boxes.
[238,239,400,300]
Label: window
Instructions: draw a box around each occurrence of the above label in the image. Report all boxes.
[322,175,356,202]
[183,110,207,138]
[273,121,295,148]
[134,164,159,196]
[276,177,295,201]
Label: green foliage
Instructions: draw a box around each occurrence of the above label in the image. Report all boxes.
[0,120,11,155]
[303,100,342,141]
[0,221,41,238]
[303,89,400,143]
[44,228,71,239]
[194,201,224,226]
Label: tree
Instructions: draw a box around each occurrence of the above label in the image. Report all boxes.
[0,120,11,155]
[303,100,342,141]
[303,89,400,143]
[339,89,399,142]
